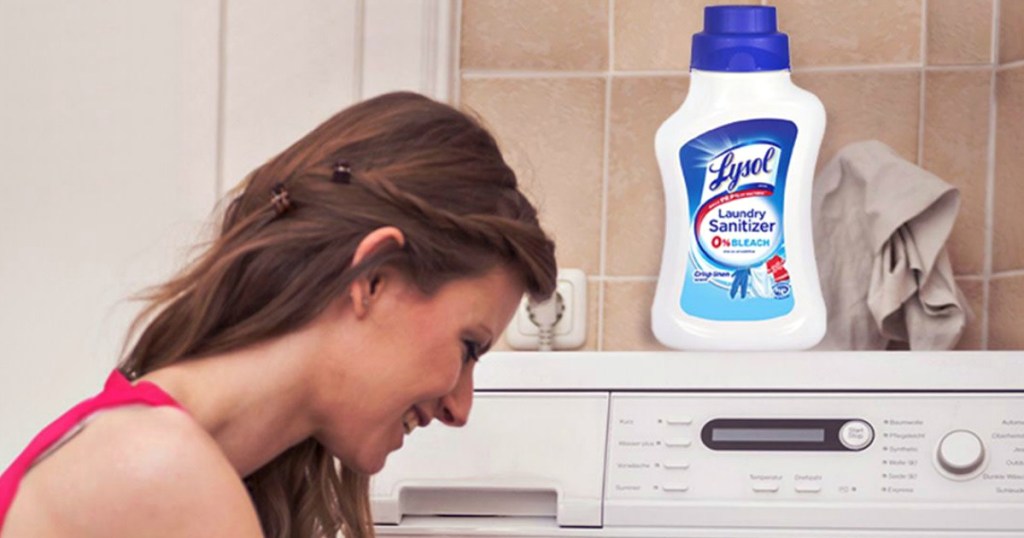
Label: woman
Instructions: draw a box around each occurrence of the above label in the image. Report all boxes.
[0,92,557,538]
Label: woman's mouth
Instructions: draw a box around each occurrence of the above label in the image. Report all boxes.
[402,409,419,435]
[403,406,433,435]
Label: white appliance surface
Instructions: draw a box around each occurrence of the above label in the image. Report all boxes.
[372,351,1024,537]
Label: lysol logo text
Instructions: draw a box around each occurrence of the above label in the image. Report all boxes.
[707,145,778,192]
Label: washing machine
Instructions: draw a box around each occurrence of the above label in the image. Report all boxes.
[372,351,1024,537]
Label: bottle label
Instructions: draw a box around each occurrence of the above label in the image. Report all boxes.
[678,118,798,321]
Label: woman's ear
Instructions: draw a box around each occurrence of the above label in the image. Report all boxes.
[351,226,405,267]
[349,227,406,317]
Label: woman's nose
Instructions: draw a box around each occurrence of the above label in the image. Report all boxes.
[438,366,474,427]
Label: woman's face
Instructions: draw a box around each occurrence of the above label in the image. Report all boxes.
[316,264,525,474]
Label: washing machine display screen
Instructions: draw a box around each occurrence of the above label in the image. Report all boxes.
[711,427,825,443]
[702,418,873,451]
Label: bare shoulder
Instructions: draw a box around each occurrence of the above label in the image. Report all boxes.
[7,405,262,538]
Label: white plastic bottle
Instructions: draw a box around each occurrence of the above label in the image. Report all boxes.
[652,5,826,351]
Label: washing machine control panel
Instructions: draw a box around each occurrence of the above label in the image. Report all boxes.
[605,393,1024,503]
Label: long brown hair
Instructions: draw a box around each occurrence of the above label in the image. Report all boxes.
[119,92,557,537]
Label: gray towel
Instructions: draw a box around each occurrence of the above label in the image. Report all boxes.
[812,140,970,350]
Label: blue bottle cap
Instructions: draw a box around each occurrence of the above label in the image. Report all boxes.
[691,6,790,72]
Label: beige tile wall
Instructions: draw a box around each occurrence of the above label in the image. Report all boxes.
[460,0,1021,350]
[992,0,1024,349]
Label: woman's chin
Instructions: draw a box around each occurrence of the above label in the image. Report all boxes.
[323,432,401,475]
[347,449,390,475]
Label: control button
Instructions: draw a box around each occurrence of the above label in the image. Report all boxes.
[665,417,693,426]
[936,430,986,478]
[662,462,690,470]
[839,420,874,451]
[795,485,822,493]
[664,439,693,448]
[662,484,689,492]
[752,484,780,493]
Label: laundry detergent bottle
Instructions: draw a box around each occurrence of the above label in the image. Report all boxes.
[652,5,826,350]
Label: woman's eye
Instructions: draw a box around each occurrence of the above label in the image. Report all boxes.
[462,340,481,363]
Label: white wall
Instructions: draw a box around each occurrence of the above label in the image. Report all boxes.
[0,0,453,467]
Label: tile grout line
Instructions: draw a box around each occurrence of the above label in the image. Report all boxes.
[928,64,1000,72]
[994,0,1003,66]
[997,59,1024,71]
[982,0,1001,349]
[597,0,616,352]
[461,63,994,79]
[787,64,989,73]
[992,269,1024,279]
[595,276,659,282]
[609,70,691,78]
[462,70,609,79]
[464,63,942,77]
[464,64,1007,79]
[917,0,928,166]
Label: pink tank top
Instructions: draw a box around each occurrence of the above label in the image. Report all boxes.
[0,369,184,533]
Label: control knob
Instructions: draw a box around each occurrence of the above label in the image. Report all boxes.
[935,430,986,479]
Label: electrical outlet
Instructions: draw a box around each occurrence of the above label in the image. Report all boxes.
[504,268,587,350]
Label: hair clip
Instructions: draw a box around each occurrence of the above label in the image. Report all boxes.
[270,182,292,215]
[332,160,353,184]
